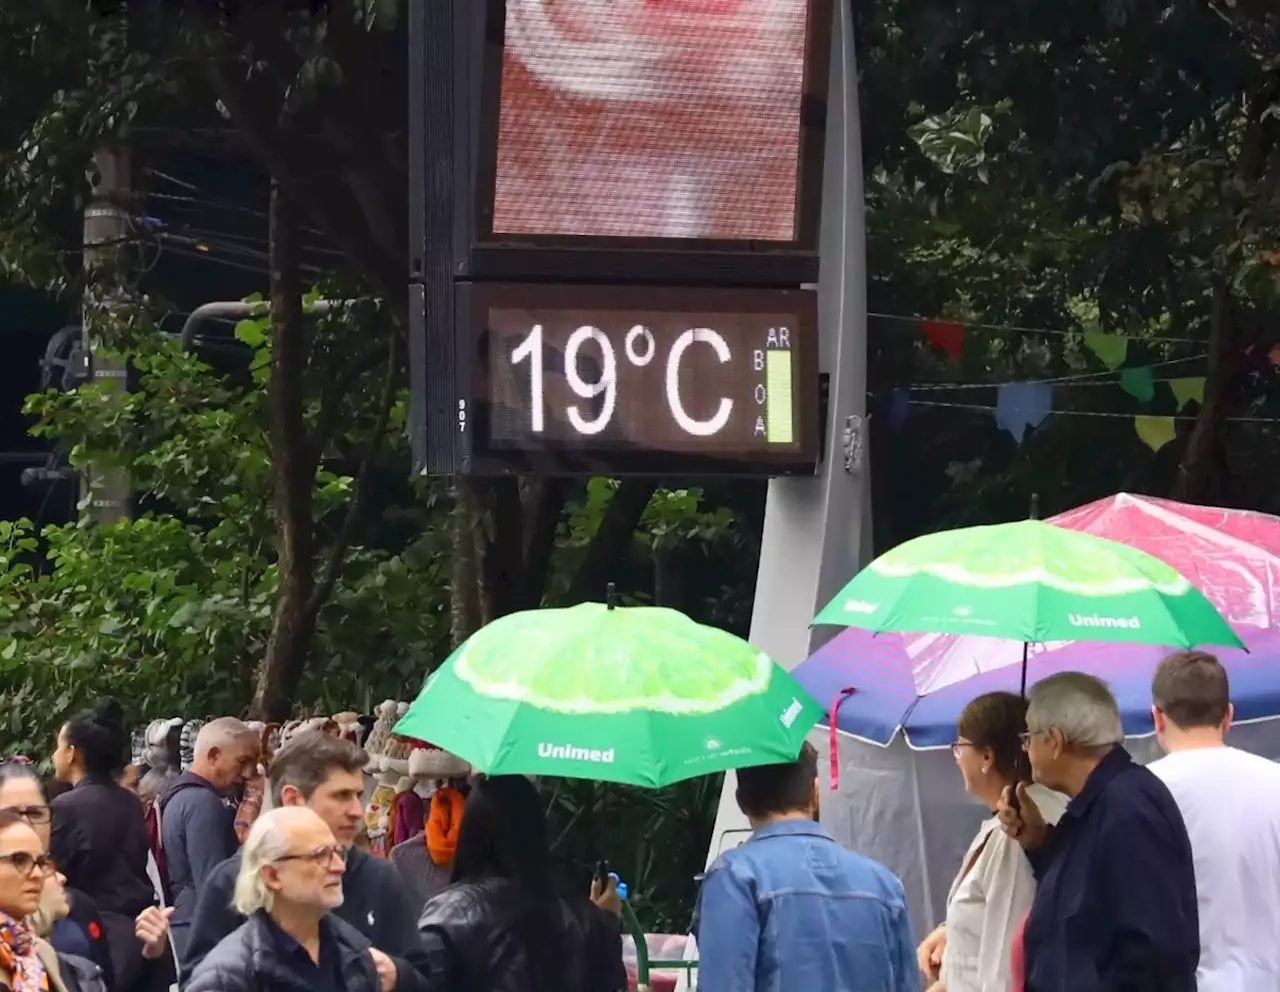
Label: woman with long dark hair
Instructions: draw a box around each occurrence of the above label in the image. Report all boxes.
[417,775,626,992]
[50,699,161,991]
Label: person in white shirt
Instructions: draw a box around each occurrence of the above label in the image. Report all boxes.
[916,691,1068,992]
[1148,649,1280,992]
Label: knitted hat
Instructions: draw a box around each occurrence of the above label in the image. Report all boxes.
[363,701,398,774]
[296,716,337,737]
[265,723,283,760]
[278,719,304,748]
[408,740,470,780]
[144,718,184,772]
[332,712,361,745]
[179,719,204,771]
[130,727,147,769]
[380,733,414,777]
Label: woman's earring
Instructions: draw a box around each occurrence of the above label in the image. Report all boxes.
[982,763,991,775]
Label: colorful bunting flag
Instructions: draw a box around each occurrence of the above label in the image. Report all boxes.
[1119,366,1156,403]
[1084,332,1129,370]
[921,320,965,362]
[1270,343,1280,368]
[1169,377,1205,411]
[994,382,1054,444]
[1134,416,1176,452]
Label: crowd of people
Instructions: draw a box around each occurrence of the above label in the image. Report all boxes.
[691,649,1280,992]
[2,648,1276,991]
[0,702,630,992]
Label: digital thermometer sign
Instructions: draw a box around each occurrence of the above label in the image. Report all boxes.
[455,283,819,475]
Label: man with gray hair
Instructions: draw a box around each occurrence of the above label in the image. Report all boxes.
[186,806,386,992]
[180,732,428,991]
[997,672,1198,992]
[157,717,260,960]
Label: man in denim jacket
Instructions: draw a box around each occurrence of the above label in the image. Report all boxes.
[693,742,918,992]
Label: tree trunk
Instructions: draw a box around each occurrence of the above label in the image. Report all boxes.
[253,179,316,720]
[1173,79,1279,505]
[565,480,658,605]
[1172,279,1234,505]
[478,478,528,622]
[449,481,484,648]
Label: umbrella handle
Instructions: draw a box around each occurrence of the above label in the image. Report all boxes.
[622,900,649,988]
[828,687,857,790]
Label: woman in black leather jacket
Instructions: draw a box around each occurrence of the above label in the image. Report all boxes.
[416,776,627,992]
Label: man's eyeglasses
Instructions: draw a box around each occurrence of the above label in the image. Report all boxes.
[1019,730,1048,751]
[1,806,51,826]
[274,845,345,868]
[0,853,55,877]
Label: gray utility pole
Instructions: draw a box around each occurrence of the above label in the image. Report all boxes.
[687,5,872,980]
[82,146,133,524]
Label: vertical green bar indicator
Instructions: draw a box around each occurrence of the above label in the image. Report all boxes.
[765,350,794,444]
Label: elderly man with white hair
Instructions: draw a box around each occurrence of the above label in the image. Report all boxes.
[186,806,390,992]
[996,672,1198,992]
[156,717,260,960]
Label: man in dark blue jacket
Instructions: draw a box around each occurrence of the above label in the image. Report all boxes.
[180,732,428,992]
[997,671,1198,992]
[157,718,260,961]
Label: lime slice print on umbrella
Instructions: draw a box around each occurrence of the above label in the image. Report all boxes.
[869,522,1191,597]
[452,603,775,715]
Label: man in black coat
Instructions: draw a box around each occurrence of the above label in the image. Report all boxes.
[185,806,384,992]
[997,671,1199,992]
[180,732,428,990]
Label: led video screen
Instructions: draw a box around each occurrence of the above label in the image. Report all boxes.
[489,0,815,243]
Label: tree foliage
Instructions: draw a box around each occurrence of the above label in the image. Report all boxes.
[857,0,1280,543]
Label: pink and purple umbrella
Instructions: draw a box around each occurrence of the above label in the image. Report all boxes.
[796,493,1280,747]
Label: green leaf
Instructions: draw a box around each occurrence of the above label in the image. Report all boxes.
[234,318,267,348]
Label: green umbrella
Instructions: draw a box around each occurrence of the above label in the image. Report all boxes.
[814,519,1243,650]
[394,600,822,788]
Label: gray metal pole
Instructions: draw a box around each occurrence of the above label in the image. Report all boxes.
[178,300,340,351]
[695,0,870,904]
[82,146,133,525]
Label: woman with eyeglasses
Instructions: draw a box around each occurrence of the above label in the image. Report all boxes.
[915,692,1069,992]
[49,700,160,992]
[0,766,112,988]
[0,808,107,992]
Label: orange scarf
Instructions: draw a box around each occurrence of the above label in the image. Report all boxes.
[0,912,48,992]
[426,787,465,866]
